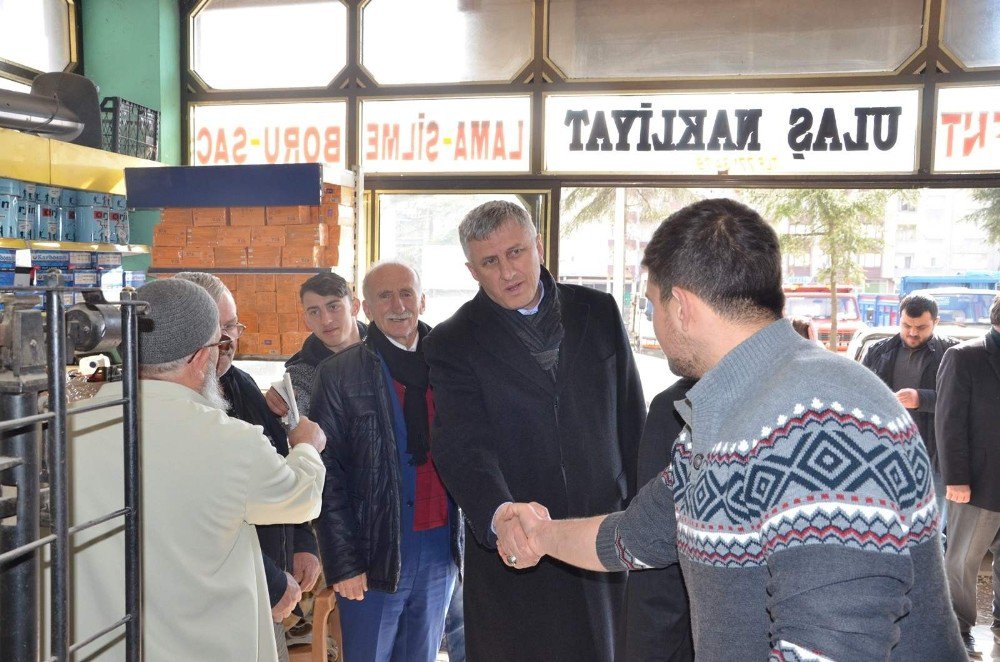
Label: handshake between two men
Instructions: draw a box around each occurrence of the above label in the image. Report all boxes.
[493,502,610,573]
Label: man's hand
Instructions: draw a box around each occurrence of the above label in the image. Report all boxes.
[288,416,326,453]
[332,572,368,601]
[947,484,972,503]
[272,572,302,623]
[495,502,550,569]
[265,386,289,416]
[895,388,920,410]
[292,552,322,593]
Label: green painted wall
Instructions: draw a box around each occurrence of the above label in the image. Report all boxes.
[82,0,181,270]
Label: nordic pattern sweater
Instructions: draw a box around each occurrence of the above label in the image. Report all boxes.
[596,319,964,661]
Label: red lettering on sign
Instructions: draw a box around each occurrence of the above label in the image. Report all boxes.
[366,123,378,160]
[196,127,212,164]
[381,123,400,160]
[213,129,229,163]
[493,121,506,160]
[264,127,280,163]
[454,122,467,160]
[426,122,439,162]
[509,120,524,160]
[303,127,321,162]
[284,127,301,162]
[940,111,1000,158]
[471,121,489,159]
[232,127,247,164]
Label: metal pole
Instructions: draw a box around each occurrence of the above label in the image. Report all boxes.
[0,391,42,661]
[44,288,69,661]
[120,292,143,661]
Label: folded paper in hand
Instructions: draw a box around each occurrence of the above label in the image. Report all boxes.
[270,372,300,428]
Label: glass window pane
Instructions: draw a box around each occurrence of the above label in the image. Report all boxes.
[0,0,72,73]
[362,0,533,84]
[376,192,545,326]
[944,0,1000,69]
[0,76,32,93]
[548,0,923,78]
[191,0,346,90]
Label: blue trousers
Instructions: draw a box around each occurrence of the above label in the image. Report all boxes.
[338,543,457,662]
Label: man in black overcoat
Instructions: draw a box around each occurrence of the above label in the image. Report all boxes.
[424,200,647,661]
[936,293,1000,657]
[623,377,695,661]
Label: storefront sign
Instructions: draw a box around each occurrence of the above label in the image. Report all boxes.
[360,97,531,173]
[934,86,1000,173]
[190,102,347,168]
[544,91,920,175]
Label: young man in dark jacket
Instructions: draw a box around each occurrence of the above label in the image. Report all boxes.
[309,262,462,662]
[266,271,366,418]
[176,272,322,662]
[862,293,957,529]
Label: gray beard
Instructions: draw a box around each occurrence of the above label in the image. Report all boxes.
[199,360,230,411]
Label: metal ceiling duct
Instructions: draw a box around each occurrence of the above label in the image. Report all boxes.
[0,87,84,142]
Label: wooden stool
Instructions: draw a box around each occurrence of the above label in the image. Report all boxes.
[288,586,343,662]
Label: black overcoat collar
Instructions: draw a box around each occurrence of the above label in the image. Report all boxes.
[984,331,1000,385]
[467,283,590,396]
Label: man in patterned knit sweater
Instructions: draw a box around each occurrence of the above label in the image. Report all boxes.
[503,199,965,661]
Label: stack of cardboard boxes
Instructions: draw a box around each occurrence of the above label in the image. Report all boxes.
[151,182,355,358]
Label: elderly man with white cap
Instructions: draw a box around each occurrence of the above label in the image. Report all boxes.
[54,278,328,662]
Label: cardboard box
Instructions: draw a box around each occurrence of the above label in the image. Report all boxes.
[219,227,252,247]
[278,313,299,333]
[255,291,277,312]
[246,246,282,268]
[255,274,276,292]
[251,226,286,247]
[180,246,215,262]
[285,223,328,246]
[151,246,183,268]
[236,274,256,292]
[321,246,340,267]
[214,247,248,267]
[192,207,228,226]
[237,333,258,356]
[240,311,258,334]
[281,332,310,355]
[234,289,255,313]
[321,183,355,206]
[187,227,222,247]
[318,203,354,225]
[258,334,282,356]
[282,245,322,268]
[153,224,187,247]
[266,206,312,226]
[325,223,342,246]
[257,312,279,334]
[276,293,298,314]
[160,208,193,226]
[217,273,238,292]
[229,206,267,227]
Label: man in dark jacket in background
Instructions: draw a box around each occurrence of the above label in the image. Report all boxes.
[623,377,695,662]
[310,262,462,662]
[425,200,647,661]
[176,272,321,662]
[936,293,1000,657]
[862,293,957,530]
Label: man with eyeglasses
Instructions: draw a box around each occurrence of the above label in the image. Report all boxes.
[177,272,324,662]
[59,277,327,662]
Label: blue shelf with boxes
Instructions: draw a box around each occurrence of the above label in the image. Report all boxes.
[0,176,149,301]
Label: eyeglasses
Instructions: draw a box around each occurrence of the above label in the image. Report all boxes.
[222,321,247,339]
[187,334,234,363]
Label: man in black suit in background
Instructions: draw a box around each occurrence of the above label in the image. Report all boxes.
[936,293,1000,658]
[623,377,695,661]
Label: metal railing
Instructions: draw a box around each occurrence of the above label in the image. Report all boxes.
[0,286,144,662]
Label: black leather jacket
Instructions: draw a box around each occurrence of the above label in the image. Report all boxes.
[309,337,463,593]
[862,333,958,469]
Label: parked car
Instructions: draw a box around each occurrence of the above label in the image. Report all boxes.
[783,285,866,352]
[909,287,998,328]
